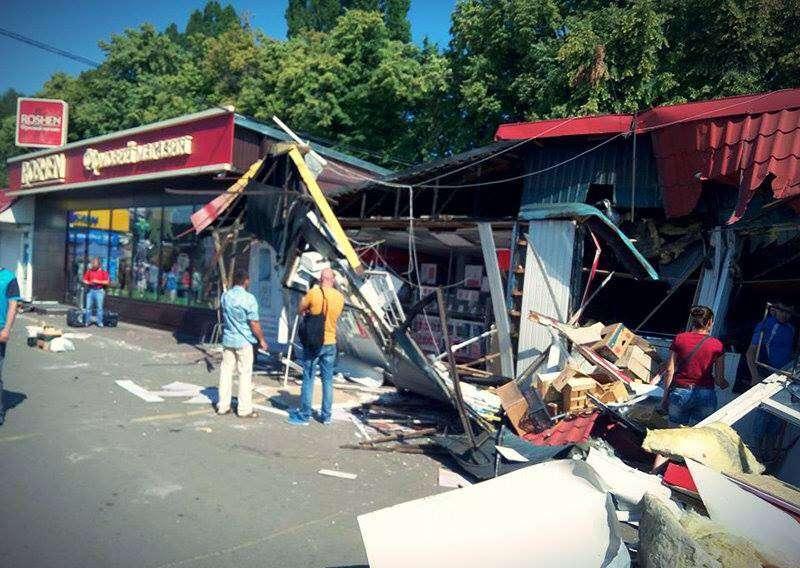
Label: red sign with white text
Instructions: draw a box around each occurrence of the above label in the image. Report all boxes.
[15,98,69,148]
[7,111,235,192]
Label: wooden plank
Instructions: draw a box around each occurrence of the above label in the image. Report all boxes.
[287,146,363,272]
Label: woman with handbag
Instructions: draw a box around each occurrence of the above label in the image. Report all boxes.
[660,305,729,426]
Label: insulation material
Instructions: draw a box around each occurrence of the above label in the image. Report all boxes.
[727,472,800,513]
[688,459,800,568]
[680,512,763,568]
[516,220,576,377]
[642,422,764,474]
[358,460,630,568]
[639,494,721,568]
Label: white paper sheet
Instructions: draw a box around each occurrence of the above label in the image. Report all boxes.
[115,380,164,402]
[586,448,677,514]
[318,469,357,480]
[688,459,800,568]
[495,445,529,463]
[438,467,472,488]
[358,460,630,568]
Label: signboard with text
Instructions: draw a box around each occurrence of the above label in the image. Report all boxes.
[6,111,235,192]
[15,98,69,148]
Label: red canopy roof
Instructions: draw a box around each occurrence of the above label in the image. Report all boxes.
[0,190,15,214]
[496,89,800,220]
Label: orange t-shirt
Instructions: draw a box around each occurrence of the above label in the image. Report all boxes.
[300,286,344,345]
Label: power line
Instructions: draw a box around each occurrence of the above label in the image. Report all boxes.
[0,27,101,68]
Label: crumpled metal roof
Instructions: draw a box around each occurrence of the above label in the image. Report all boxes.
[496,89,800,221]
[651,107,800,222]
[0,190,16,214]
[523,410,600,446]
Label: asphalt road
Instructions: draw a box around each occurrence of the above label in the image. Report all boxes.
[0,314,444,568]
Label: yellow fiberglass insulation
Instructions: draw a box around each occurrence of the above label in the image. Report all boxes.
[680,511,763,568]
[642,422,764,475]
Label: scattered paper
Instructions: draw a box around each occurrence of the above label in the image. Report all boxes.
[438,467,472,488]
[688,459,800,568]
[154,382,204,397]
[251,403,289,417]
[183,388,219,405]
[62,332,92,340]
[115,380,164,402]
[585,448,676,514]
[495,445,530,463]
[560,322,604,345]
[318,469,357,480]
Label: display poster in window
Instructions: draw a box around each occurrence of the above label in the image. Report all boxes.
[420,263,437,285]
[464,264,483,288]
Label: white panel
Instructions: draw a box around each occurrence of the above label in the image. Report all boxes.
[516,220,576,377]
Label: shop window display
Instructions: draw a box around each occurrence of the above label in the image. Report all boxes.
[68,205,215,309]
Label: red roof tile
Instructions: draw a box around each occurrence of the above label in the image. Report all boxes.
[522,410,600,446]
[495,89,800,221]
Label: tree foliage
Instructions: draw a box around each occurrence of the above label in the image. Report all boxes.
[2,0,800,187]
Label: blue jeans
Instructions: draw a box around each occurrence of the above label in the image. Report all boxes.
[668,387,717,426]
[298,344,336,421]
[85,288,105,326]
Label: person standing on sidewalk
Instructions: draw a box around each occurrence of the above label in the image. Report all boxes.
[0,266,21,426]
[216,269,268,418]
[288,268,344,426]
[82,257,109,327]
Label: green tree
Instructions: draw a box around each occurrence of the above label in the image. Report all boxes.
[311,0,343,32]
[185,1,240,37]
[286,0,313,37]
[381,0,411,42]
[0,89,23,118]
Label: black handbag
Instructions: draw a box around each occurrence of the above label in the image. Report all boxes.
[298,289,328,354]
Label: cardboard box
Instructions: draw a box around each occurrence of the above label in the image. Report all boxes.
[497,379,552,435]
[592,380,629,404]
[593,324,634,362]
[617,345,659,382]
[533,372,562,405]
[562,377,598,413]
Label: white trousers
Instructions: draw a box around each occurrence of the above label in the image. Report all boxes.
[217,345,254,416]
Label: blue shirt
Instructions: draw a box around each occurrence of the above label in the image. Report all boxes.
[221,286,259,348]
[0,268,21,329]
[752,315,795,369]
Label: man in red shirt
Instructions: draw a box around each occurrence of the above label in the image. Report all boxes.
[660,305,729,425]
[82,257,110,327]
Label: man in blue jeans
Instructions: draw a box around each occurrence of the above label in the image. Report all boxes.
[82,257,109,327]
[288,268,344,426]
[0,266,21,426]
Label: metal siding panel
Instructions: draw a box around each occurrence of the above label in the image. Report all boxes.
[521,140,661,209]
[515,220,576,377]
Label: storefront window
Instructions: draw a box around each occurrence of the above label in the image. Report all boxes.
[66,211,88,305]
[66,205,216,309]
[108,209,132,298]
[129,207,163,302]
[160,206,193,305]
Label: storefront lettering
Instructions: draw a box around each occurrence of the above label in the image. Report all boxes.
[20,153,66,186]
[83,135,194,175]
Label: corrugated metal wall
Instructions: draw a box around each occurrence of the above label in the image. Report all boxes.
[516,220,577,376]
[522,135,661,208]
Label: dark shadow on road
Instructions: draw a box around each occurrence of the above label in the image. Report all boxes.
[2,389,27,413]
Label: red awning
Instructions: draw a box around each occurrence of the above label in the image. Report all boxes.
[496,114,632,140]
[0,190,16,214]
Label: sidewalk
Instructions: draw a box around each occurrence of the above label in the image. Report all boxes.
[0,314,444,568]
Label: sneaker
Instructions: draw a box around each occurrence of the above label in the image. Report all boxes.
[97,322,104,328]
[287,410,310,426]
[318,415,332,425]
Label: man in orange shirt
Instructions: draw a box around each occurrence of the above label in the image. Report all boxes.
[288,268,344,426]
[82,257,110,327]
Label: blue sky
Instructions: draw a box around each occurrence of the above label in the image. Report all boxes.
[0,0,457,94]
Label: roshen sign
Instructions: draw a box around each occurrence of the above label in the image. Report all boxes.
[83,135,193,175]
[21,154,67,186]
